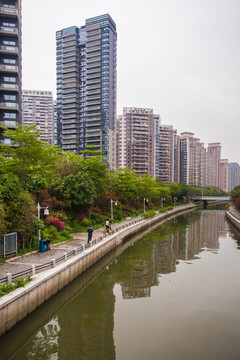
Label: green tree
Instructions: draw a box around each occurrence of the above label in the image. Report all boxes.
[0,172,22,203]
[83,156,109,197]
[5,191,38,249]
[113,169,137,204]
[136,175,159,201]
[230,185,240,210]
[170,182,190,202]
[0,202,6,239]
[0,124,59,189]
[58,172,96,209]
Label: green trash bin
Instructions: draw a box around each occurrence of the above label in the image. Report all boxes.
[39,239,47,252]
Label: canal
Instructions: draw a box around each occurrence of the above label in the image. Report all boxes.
[1,207,240,360]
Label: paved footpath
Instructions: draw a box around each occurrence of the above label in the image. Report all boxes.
[0,218,138,280]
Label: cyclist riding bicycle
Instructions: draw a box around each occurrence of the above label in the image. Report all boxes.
[103,219,111,234]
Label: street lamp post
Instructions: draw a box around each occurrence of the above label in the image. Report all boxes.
[37,203,49,241]
[143,197,148,213]
[110,199,117,220]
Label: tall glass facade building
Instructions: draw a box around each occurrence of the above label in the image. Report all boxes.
[56,14,117,169]
[0,0,22,144]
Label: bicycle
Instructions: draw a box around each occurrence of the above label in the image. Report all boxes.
[103,226,111,234]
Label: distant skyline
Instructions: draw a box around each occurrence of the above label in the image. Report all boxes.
[22,0,240,163]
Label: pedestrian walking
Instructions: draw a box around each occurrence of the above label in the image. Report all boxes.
[87,225,93,244]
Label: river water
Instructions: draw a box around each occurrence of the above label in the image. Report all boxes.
[1,207,240,360]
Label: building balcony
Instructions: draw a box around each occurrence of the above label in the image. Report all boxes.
[0,83,18,92]
[0,138,17,146]
[0,120,17,128]
[86,66,101,74]
[62,51,77,59]
[0,64,18,73]
[0,26,18,37]
[62,129,78,135]
[86,84,101,90]
[62,102,78,109]
[87,56,101,64]
[86,73,101,80]
[62,108,78,115]
[87,78,101,85]
[62,97,78,105]
[0,7,18,17]
[0,102,19,111]
[62,82,78,90]
[0,45,18,54]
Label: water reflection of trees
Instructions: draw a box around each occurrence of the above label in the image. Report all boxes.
[9,211,228,360]
[19,317,60,359]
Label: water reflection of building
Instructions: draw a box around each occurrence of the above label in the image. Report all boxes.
[121,211,228,300]
[9,211,230,359]
[121,258,157,299]
[57,274,116,359]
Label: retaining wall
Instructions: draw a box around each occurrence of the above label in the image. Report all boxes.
[226,209,240,232]
[0,203,203,336]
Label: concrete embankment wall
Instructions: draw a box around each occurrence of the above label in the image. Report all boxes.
[226,209,240,232]
[0,203,203,336]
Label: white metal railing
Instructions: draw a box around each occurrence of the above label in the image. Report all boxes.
[0,217,144,284]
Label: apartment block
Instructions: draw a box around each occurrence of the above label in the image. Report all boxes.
[22,90,54,144]
[180,132,212,186]
[219,159,229,193]
[0,0,22,144]
[116,107,160,177]
[208,143,221,188]
[228,162,240,192]
[158,124,180,183]
[56,14,117,169]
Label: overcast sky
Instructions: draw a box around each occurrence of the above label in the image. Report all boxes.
[22,0,240,163]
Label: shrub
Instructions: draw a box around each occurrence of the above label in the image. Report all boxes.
[113,209,123,221]
[42,225,58,240]
[143,210,156,219]
[90,212,104,225]
[46,216,65,229]
[81,218,90,227]
[0,276,31,297]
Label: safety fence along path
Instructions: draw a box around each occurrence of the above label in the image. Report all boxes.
[0,217,143,284]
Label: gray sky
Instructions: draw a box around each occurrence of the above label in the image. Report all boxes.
[22,0,240,163]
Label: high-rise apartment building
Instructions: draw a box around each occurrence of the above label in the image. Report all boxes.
[56,14,117,169]
[22,90,54,144]
[228,162,240,192]
[180,132,212,186]
[158,124,180,183]
[219,159,229,193]
[116,107,160,177]
[0,0,22,144]
[208,143,221,188]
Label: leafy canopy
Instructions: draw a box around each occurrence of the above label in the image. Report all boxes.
[0,124,59,189]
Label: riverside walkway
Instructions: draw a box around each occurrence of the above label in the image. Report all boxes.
[0,217,143,283]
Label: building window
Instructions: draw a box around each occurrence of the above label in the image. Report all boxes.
[3,76,16,82]
[3,58,16,64]
[2,0,15,8]
[4,94,16,100]
[3,112,16,119]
